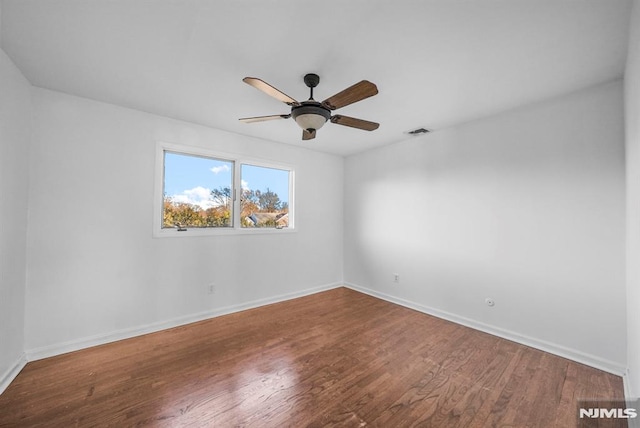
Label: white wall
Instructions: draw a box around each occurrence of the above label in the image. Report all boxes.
[24,88,343,355]
[344,81,626,372]
[0,46,31,387]
[625,0,640,399]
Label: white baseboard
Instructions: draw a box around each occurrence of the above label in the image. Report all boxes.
[344,282,627,376]
[17,281,629,387]
[623,371,640,428]
[0,353,27,395]
[624,370,634,400]
[26,282,342,362]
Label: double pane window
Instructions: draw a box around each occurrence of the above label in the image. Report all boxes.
[157,145,294,236]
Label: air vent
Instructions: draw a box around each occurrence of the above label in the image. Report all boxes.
[406,127,432,135]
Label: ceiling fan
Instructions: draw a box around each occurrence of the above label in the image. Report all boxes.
[239,73,379,140]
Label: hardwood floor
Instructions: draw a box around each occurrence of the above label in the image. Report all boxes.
[0,288,626,427]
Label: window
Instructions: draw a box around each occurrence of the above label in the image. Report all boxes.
[163,151,234,229]
[154,142,294,237]
[241,164,291,229]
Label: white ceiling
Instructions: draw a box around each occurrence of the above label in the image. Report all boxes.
[0,0,632,156]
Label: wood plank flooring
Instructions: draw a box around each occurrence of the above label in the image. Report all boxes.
[0,287,626,427]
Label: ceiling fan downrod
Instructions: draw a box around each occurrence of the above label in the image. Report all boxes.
[304,73,320,100]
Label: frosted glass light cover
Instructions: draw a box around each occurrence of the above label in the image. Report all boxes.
[295,113,328,130]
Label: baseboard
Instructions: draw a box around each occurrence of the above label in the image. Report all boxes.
[623,371,640,428]
[0,353,27,395]
[26,282,342,362]
[624,370,634,400]
[344,282,627,376]
[19,280,628,379]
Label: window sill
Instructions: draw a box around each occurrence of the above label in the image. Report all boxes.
[153,227,297,238]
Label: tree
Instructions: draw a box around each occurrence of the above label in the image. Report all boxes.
[163,193,231,228]
[164,186,286,229]
[257,188,282,212]
[241,188,259,218]
[203,206,231,227]
[163,196,203,228]
[211,186,232,208]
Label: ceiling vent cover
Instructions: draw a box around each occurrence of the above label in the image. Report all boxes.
[406,127,432,135]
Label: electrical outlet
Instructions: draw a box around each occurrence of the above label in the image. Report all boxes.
[207,284,216,295]
[393,273,400,283]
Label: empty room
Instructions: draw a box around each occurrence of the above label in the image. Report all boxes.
[1,0,640,426]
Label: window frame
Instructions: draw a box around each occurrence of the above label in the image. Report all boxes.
[154,142,295,238]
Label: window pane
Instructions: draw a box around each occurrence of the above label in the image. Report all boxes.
[240,164,290,229]
[163,151,233,228]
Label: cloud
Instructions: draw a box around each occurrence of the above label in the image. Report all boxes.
[170,186,215,209]
[241,179,249,190]
[210,164,230,175]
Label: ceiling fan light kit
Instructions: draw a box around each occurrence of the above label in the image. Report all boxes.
[240,73,379,140]
[291,103,331,131]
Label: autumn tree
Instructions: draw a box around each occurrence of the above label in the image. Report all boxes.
[241,188,259,218]
[256,188,282,212]
[163,196,203,227]
[163,194,231,228]
[164,185,287,229]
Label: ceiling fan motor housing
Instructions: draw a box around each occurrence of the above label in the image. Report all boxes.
[303,73,320,88]
[291,101,331,132]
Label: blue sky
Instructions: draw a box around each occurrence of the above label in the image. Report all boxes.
[164,152,289,209]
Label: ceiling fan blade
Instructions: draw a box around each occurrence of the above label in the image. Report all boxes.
[239,114,291,123]
[330,115,379,131]
[302,129,316,140]
[242,77,300,106]
[322,80,378,110]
